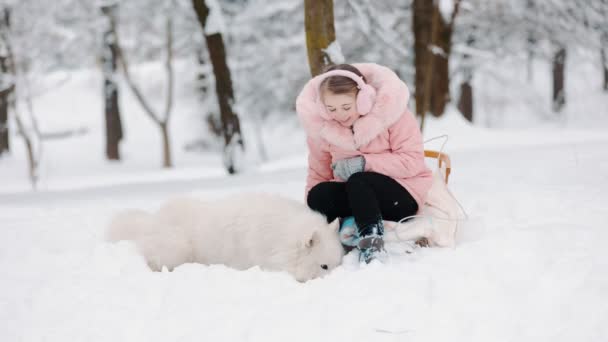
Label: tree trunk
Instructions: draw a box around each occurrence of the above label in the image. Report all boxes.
[552,46,566,112]
[1,7,38,187]
[160,122,171,168]
[0,8,12,156]
[413,0,433,125]
[602,34,608,91]
[432,12,452,117]
[0,67,10,157]
[304,0,336,77]
[13,112,38,189]
[603,48,608,91]
[458,82,473,122]
[413,0,455,121]
[101,4,123,161]
[197,47,221,139]
[526,0,536,82]
[527,33,536,82]
[192,0,244,174]
[458,31,474,122]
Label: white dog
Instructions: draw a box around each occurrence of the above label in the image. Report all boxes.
[107,193,344,282]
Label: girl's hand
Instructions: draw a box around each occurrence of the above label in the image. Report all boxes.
[331,156,366,181]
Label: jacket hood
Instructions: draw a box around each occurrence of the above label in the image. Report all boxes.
[296,63,410,150]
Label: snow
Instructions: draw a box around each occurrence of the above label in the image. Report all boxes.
[204,0,226,35]
[429,44,447,57]
[439,0,455,22]
[1,56,608,341]
[324,40,345,65]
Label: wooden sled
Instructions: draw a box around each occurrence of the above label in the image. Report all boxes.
[424,150,451,184]
[413,150,452,247]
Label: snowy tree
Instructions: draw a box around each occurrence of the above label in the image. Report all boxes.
[589,0,608,91]
[413,0,462,128]
[602,26,608,91]
[0,7,13,156]
[192,0,244,174]
[100,3,123,161]
[4,0,606,168]
[304,0,337,76]
[227,0,309,118]
[506,0,604,111]
[0,4,42,187]
[0,0,103,161]
[450,0,514,123]
[111,0,177,168]
[446,0,608,121]
[224,0,307,161]
[552,45,566,112]
[456,23,475,122]
[192,0,417,140]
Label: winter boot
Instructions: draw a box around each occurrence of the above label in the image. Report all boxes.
[339,216,361,247]
[357,220,386,264]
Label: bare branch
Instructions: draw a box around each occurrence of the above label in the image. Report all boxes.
[163,11,174,123]
[40,127,88,140]
[12,108,38,188]
[449,0,462,29]
[102,3,175,168]
[3,17,40,188]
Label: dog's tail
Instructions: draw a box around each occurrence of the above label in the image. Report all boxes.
[106,209,155,243]
[106,209,192,271]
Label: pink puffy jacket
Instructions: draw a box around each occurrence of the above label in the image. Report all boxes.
[296,63,432,210]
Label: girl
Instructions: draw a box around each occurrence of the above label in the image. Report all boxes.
[296,63,433,263]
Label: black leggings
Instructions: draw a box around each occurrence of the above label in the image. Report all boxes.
[307,172,419,235]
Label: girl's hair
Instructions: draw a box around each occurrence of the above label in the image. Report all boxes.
[319,64,367,95]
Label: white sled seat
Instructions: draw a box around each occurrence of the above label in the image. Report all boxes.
[384,151,459,248]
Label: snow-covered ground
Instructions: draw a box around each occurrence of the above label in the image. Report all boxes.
[1,57,607,341]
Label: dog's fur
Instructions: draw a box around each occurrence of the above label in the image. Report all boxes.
[107,193,344,282]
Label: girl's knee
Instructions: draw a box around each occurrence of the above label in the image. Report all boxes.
[307,183,331,210]
[346,171,367,184]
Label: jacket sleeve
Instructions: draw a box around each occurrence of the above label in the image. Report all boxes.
[362,111,428,179]
[305,136,333,198]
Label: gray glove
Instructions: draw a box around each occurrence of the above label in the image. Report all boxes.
[332,156,366,181]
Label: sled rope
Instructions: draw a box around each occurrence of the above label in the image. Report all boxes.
[388,134,469,243]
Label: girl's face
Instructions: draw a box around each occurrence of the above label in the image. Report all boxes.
[321,91,360,127]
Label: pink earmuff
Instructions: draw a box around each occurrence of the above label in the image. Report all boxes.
[316,69,376,119]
